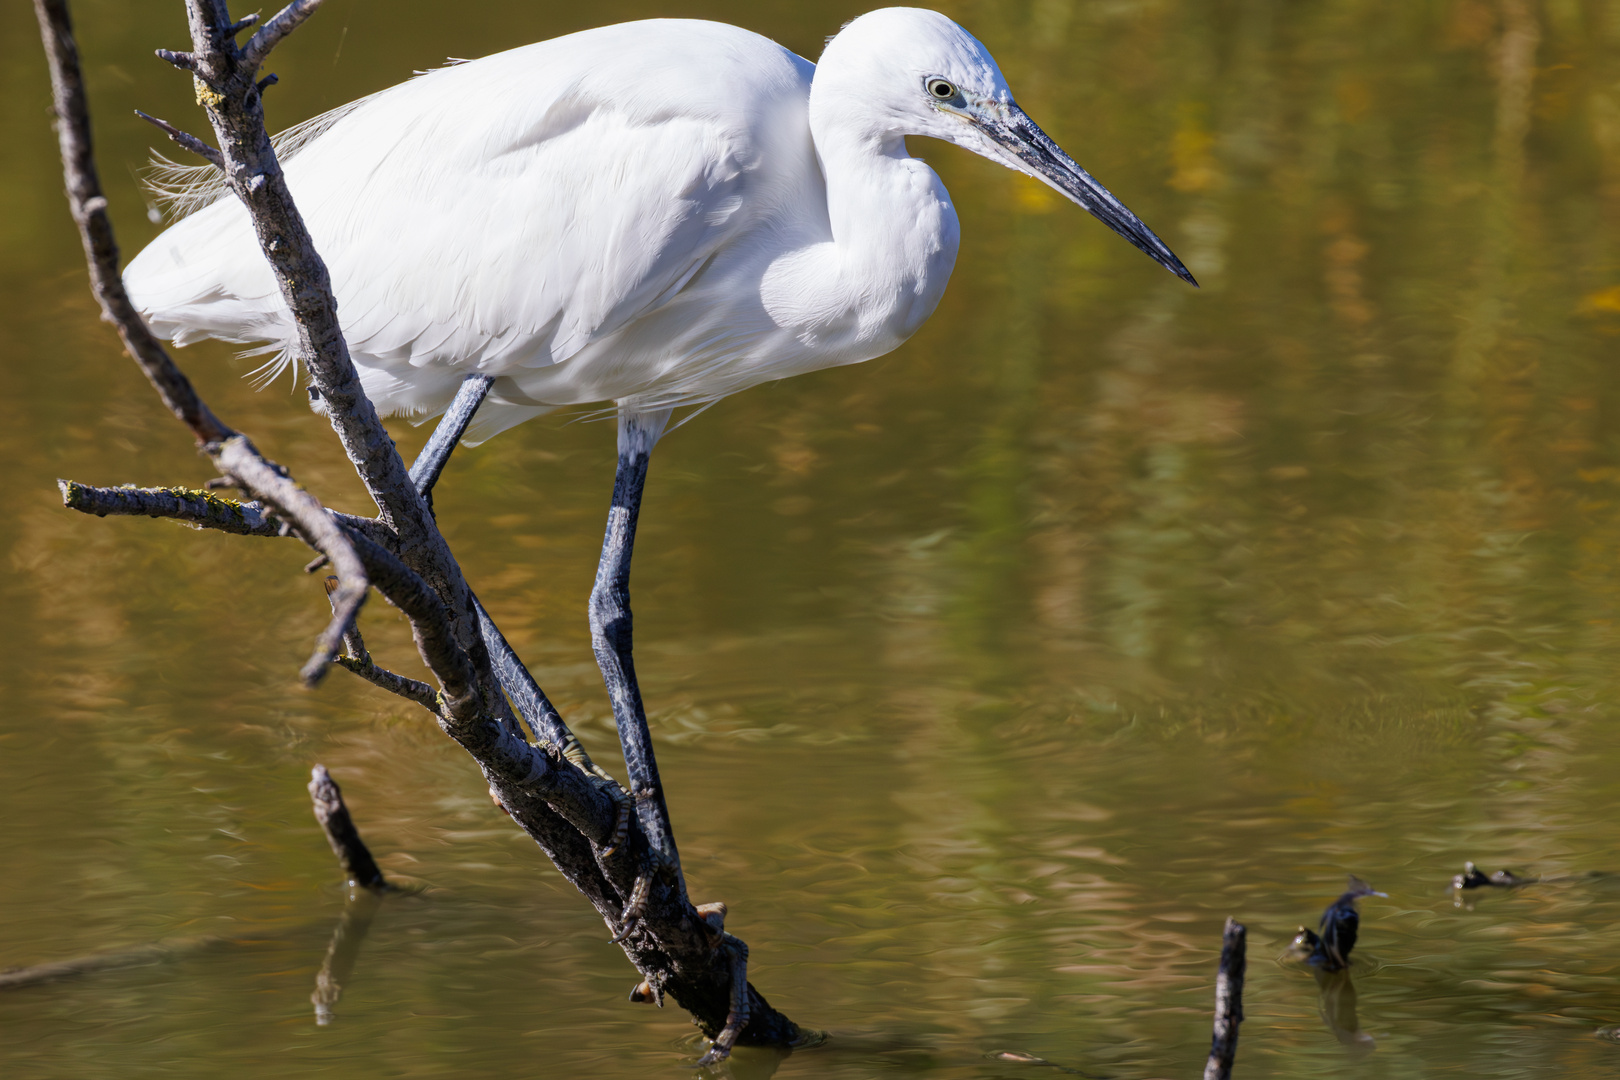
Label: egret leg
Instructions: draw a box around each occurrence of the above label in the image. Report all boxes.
[405,374,628,776]
[590,408,680,923]
[409,373,495,510]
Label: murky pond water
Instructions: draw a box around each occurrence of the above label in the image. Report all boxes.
[5,0,1620,1075]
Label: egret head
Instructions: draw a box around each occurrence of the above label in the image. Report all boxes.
[818,7,1196,286]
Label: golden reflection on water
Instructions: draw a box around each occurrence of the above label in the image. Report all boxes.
[4,0,1620,1076]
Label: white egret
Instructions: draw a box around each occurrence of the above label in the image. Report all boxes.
[126,7,1194,877]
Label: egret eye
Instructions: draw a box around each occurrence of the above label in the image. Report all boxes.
[926,78,958,102]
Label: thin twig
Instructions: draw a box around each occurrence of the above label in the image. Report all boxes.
[134,109,223,168]
[308,765,388,890]
[322,574,369,662]
[334,655,439,711]
[339,529,475,713]
[1204,918,1247,1080]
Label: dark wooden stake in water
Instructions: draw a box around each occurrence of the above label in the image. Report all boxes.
[306,764,389,1023]
[309,765,388,891]
[1203,918,1246,1080]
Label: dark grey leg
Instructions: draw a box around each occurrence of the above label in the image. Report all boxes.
[407,381,652,906]
[408,373,494,509]
[407,374,624,779]
[589,409,679,907]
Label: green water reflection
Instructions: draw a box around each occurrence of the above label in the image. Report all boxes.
[5,0,1620,1075]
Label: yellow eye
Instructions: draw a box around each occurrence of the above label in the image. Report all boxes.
[927,78,958,101]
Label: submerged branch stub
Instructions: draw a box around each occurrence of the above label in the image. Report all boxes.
[1204,917,1247,1080]
[308,765,388,891]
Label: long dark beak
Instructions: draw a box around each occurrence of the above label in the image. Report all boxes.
[977,103,1198,287]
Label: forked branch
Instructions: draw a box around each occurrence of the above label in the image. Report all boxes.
[37,0,799,1055]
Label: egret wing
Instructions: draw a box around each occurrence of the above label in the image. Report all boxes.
[125,21,812,418]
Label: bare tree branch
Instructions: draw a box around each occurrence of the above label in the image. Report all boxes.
[58,479,399,549]
[35,0,231,446]
[184,0,476,630]
[59,479,284,535]
[36,0,802,1052]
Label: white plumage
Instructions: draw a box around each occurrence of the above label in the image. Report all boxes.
[126,7,1191,443]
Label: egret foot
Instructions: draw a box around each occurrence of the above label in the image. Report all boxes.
[598,789,632,859]
[609,841,679,943]
[696,932,751,1066]
[610,872,654,943]
[696,901,728,939]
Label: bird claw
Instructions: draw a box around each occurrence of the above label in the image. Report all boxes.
[610,872,653,943]
[598,789,631,859]
[696,933,751,1066]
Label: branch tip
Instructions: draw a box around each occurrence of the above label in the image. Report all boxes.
[154,47,196,71]
[134,109,223,169]
[243,0,324,69]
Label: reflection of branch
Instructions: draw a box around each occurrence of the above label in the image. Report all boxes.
[0,936,226,990]
[311,889,381,1025]
[1203,917,1246,1080]
[306,766,388,1024]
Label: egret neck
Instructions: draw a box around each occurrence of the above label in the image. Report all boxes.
[761,83,961,358]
